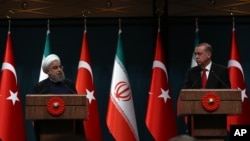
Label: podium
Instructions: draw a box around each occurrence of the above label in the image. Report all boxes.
[178,89,241,141]
[26,94,87,141]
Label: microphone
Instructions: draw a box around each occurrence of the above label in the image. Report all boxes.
[211,70,229,88]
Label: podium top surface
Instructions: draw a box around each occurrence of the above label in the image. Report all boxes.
[26,94,87,105]
[178,89,242,115]
[25,94,87,120]
[180,89,241,101]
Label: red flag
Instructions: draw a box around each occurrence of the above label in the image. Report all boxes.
[0,32,27,141]
[75,30,102,141]
[145,30,178,141]
[227,26,250,131]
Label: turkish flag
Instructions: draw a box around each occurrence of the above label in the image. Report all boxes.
[227,27,250,131]
[0,32,27,141]
[145,30,178,141]
[75,30,102,141]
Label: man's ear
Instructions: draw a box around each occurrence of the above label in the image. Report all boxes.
[208,52,212,58]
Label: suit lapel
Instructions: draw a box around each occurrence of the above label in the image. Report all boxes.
[206,63,216,88]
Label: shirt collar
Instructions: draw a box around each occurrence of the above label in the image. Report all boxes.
[204,61,212,71]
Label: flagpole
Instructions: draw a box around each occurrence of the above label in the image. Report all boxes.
[156,8,163,32]
[84,17,87,32]
[118,18,122,30]
[82,10,87,32]
[158,15,161,32]
[47,19,50,31]
[6,10,13,33]
[195,17,198,29]
[232,16,235,30]
[8,19,11,33]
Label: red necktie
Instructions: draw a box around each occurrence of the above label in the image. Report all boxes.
[201,69,207,88]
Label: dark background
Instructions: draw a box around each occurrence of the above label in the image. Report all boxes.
[0,15,250,141]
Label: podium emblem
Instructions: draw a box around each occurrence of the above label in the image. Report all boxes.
[201,92,220,112]
[47,96,65,116]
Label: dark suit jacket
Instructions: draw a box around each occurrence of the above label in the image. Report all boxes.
[184,63,231,89]
[183,63,231,136]
[32,78,77,94]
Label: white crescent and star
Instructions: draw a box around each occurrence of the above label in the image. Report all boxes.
[158,88,171,103]
[239,88,247,102]
[150,60,171,103]
[78,60,96,104]
[2,62,17,84]
[85,89,95,104]
[1,62,20,105]
[228,59,247,102]
[7,90,19,105]
[153,60,168,80]
[78,61,93,82]
[228,60,244,79]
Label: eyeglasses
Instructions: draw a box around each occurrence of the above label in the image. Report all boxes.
[49,65,63,70]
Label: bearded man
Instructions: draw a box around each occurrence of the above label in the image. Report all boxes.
[32,54,84,141]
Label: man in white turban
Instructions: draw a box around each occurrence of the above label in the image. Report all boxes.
[42,54,60,72]
[31,54,84,141]
[41,54,65,82]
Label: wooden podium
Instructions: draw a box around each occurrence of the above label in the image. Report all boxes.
[26,94,87,141]
[178,89,242,141]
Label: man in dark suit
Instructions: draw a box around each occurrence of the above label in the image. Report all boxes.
[32,54,77,94]
[184,42,230,89]
[182,42,231,137]
[32,54,84,141]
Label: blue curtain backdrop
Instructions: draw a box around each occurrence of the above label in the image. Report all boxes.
[0,16,250,141]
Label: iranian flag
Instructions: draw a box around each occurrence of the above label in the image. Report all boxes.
[184,19,200,131]
[191,20,199,67]
[39,29,51,81]
[106,29,139,141]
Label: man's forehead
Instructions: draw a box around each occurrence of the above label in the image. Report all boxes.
[195,47,204,52]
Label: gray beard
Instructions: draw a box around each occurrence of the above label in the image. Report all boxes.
[51,72,65,82]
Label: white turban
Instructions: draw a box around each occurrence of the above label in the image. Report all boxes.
[42,54,60,73]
